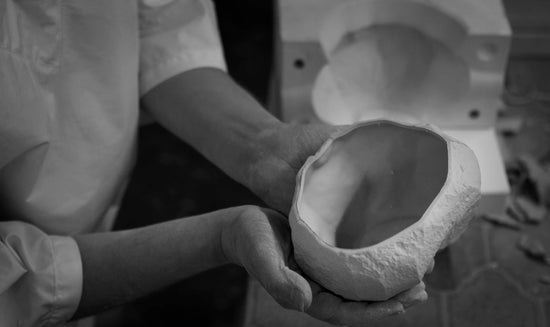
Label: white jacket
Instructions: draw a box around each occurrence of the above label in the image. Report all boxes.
[0,0,226,325]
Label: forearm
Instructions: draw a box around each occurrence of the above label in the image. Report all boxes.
[141,68,281,189]
[72,206,245,319]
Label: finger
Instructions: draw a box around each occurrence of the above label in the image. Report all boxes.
[307,281,404,326]
[244,209,312,311]
[282,266,313,310]
[306,281,343,323]
[426,259,435,274]
[259,264,312,312]
[332,299,405,325]
[395,282,428,309]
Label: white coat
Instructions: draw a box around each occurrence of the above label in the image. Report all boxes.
[0,0,226,325]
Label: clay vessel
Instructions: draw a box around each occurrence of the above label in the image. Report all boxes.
[289,120,481,301]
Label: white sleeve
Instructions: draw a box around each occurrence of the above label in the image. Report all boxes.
[0,221,82,327]
[138,0,227,96]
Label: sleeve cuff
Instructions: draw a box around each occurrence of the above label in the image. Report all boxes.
[47,236,83,325]
[138,0,227,96]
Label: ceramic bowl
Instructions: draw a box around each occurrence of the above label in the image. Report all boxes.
[289,120,481,301]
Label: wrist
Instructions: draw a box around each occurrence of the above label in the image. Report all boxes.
[219,205,256,266]
[247,123,293,198]
[168,207,247,270]
[250,122,338,213]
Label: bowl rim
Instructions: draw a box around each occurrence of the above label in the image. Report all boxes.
[291,119,462,254]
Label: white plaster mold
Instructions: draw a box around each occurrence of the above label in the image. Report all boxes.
[289,121,481,301]
[311,0,510,129]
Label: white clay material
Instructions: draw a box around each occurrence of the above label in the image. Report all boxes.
[289,121,481,301]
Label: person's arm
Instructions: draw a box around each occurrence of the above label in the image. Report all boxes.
[142,68,337,213]
[0,206,308,325]
[72,207,238,318]
[137,0,335,212]
[0,206,422,326]
[73,205,422,323]
[142,67,278,190]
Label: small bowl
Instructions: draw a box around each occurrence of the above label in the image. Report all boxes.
[289,120,481,301]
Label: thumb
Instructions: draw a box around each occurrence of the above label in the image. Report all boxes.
[262,265,313,312]
[395,282,428,309]
[238,208,313,311]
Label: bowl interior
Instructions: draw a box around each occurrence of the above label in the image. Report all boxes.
[299,122,448,249]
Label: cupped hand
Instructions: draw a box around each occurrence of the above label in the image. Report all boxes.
[222,206,428,325]
[306,280,427,325]
[252,123,345,214]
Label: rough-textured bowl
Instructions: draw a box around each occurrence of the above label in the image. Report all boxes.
[289,120,481,301]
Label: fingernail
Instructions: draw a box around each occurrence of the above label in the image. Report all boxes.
[402,291,428,309]
[391,308,405,316]
[390,303,405,315]
[294,295,305,312]
[299,300,306,312]
[427,260,435,274]
[293,289,307,312]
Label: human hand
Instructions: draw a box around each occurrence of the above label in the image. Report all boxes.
[222,206,428,325]
[252,123,345,214]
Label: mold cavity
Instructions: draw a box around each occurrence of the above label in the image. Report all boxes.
[326,24,470,118]
[299,123,448,249]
